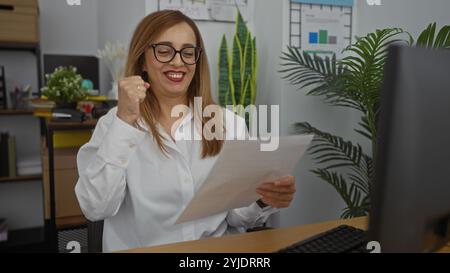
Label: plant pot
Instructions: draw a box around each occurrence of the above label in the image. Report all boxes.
[107,81,119,100]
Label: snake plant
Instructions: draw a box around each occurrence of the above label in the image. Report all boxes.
[218,10,257,125]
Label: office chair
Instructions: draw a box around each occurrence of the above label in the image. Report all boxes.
[87,220,104,253]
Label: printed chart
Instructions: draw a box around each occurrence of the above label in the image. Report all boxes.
[158,0,249,22]
[290,0,353,58]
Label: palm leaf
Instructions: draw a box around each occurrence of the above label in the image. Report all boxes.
[279,48,361,110]
[341,28,412,113]
[312,169,368,218]
[294,122,374,212]
[294,123,364,166]
[338,28,412,145]
[417,23,450,48]
[355,115,373,141]
[294,122,370,187]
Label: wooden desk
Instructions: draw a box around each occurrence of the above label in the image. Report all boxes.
[121,217,450,253]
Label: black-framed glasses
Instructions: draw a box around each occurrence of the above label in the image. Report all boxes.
[150,44,202,65]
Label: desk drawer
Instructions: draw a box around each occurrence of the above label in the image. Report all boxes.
[42,148,85,227]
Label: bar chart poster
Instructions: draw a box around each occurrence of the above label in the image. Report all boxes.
[300,5,352,58]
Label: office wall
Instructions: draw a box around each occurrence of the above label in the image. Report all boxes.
[39,0,99,55]
[354,0,450,38]
[97,0,146,94]
[253,0,283,107]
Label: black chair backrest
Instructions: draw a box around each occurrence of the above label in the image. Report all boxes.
[87,220,104,253]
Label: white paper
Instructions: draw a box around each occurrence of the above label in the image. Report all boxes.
[176,135,314,224]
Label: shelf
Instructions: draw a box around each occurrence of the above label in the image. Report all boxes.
[0,41,40,52]
[0,109,35,116]
[0,41,47,252]
[47,119,98,131]
[0,175,42,183]
[0,226,47,252]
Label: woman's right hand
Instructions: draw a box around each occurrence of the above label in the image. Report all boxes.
[117,76,150,126]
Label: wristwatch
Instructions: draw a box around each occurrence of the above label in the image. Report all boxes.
[256,199,269,209]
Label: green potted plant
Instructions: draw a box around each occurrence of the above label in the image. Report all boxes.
[41,66,88,109]
[279,23,450,218]
[218,9,257,126]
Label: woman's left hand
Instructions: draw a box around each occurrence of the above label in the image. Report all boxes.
[256,176,296,209]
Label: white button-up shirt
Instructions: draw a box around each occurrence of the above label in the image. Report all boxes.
[75,107,278,252]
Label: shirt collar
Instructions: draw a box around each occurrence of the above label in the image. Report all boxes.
[136,101,194,133]
[137,102,197,154]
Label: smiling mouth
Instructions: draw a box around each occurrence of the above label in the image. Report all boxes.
[164,71,186,83]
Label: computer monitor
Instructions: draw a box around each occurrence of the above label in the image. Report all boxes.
[43,54,100,90]
[369,45,450,252]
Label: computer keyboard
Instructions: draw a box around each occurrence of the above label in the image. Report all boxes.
[277,225,369,253]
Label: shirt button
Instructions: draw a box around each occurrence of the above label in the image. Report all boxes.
[128,143,135,148]
[120,158,127,165]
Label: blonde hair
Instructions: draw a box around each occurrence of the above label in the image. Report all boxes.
[125,10,224,158]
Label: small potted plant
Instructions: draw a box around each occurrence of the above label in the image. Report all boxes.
[41,66,88,109]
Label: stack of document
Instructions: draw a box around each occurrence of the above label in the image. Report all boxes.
[17,155,42,176]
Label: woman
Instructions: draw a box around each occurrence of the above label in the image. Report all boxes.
[75,10,296,252]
